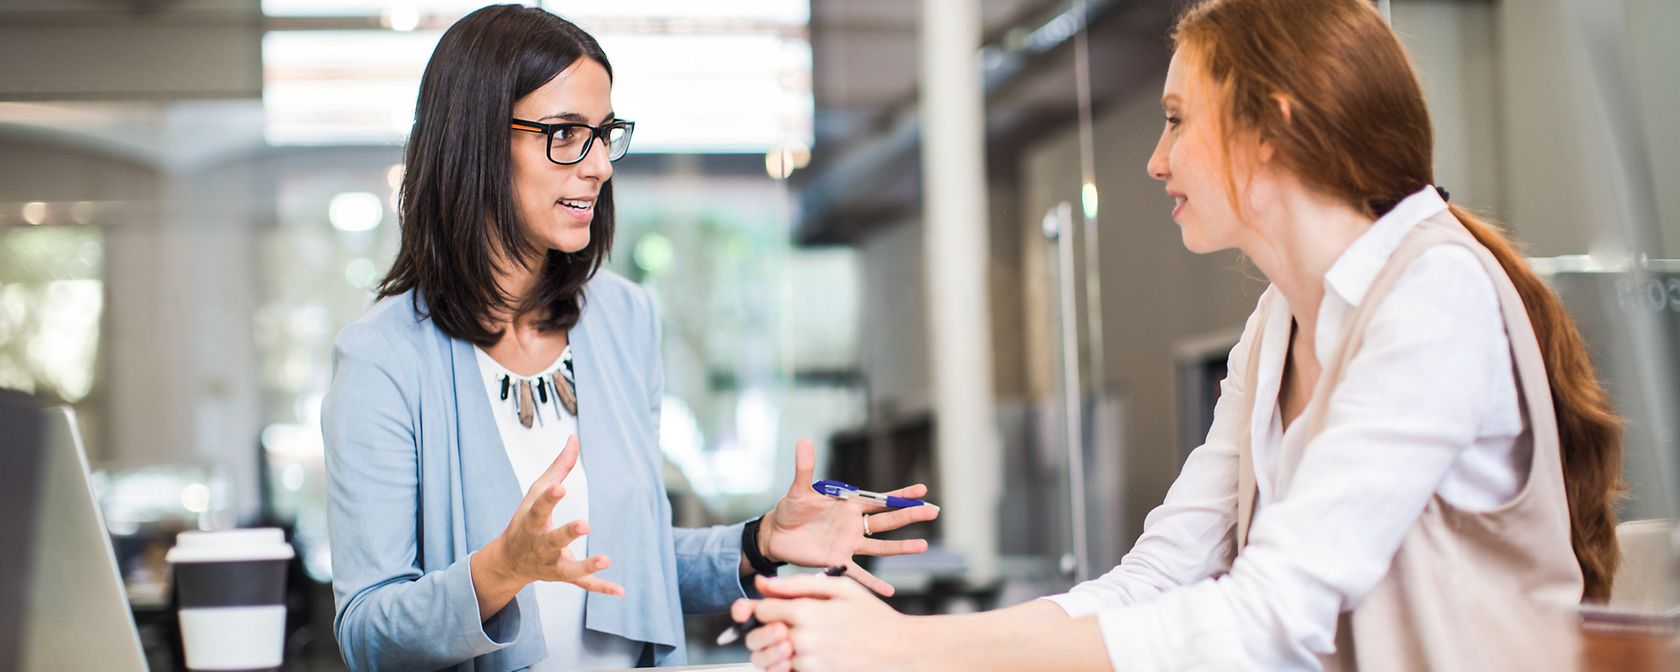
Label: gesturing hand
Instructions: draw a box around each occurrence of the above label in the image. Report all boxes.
[756,440,940,596]
[489,435,624,597]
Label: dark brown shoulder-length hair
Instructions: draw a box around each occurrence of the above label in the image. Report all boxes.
[1174,0,1625,600]
[378,4,616,346]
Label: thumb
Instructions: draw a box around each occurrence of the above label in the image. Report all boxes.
[787,439,816,495]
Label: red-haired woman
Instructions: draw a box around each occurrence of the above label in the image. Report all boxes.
[732,0,1623,669]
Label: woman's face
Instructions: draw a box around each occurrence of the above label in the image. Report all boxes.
[1146,48,1253,254]
[509,57,615,256]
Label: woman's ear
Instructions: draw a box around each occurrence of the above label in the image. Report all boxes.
[1258,93,1294,163]
[1271,92,1295,124]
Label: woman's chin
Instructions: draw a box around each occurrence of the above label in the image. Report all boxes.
[548,229,592,255]
[1180,230,1216,254]
[1177,222,1234,255]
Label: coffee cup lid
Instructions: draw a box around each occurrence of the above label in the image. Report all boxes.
[166,528,295,564]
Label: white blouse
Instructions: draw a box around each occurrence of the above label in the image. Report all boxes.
[1045,187,1529,669]
[475,346,642,671]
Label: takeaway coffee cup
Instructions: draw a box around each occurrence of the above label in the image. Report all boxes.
[166,528,294,671]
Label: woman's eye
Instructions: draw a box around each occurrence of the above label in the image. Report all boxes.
[554,127,582,145]
[1164,115,1182,129]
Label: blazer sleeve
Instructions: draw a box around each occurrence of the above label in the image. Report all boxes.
[633,284,755,613]
[673,523,752,613]
[323,325,520,671]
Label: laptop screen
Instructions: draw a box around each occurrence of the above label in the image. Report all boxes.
[0,390,46,670]
[13,400,149,672]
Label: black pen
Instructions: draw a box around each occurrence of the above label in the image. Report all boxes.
[716,565,848,646]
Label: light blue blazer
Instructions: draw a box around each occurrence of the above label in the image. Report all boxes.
[322,271,749,671]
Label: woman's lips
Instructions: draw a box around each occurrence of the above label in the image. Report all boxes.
[557,199,594,222]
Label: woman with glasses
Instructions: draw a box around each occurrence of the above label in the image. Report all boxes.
[321,5,939,671]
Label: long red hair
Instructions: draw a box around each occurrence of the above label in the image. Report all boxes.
[1173,0,1624,600]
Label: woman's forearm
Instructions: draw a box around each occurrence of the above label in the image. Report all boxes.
[469,540,526,622]
[908,599,1111,672]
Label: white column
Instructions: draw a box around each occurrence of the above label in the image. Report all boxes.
[919,0,1001,583]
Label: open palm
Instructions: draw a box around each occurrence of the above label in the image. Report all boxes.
[757,440,940,596]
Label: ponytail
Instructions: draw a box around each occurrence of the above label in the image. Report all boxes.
[1450,203,1625,601]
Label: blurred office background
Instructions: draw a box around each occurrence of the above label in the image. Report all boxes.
[0,0,1675,668]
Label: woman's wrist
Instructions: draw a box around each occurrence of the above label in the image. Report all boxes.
[477,537,522,587]
[757,509,779,563]
[741,514,786,578]
[910,614,962,670]
[470,537,527,623]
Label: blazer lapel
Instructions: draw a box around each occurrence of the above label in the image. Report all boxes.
[446,335,525,554]
[571,287,680,650]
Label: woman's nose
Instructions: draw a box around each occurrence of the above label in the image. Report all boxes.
[1146,140,1170,181]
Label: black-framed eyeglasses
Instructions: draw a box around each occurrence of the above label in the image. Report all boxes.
[510,118,635,165]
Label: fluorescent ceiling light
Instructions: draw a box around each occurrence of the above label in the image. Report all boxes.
[262,2,812,150]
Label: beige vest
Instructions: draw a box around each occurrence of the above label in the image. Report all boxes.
[1233,212,1584,671]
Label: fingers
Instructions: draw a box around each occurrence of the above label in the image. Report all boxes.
[527,482,566,530]
[731,598,756,624]
[553,553,620,594]
[535,435,581,493]
[753,572,856,601]
[857,537,930,557]
[861,483,933,513]
[572,572,626,598]
[844,562,895,597]
[546,519,590,548]
[743,620,787,651]
[750,640,793,672]
[861,504,939,533]
[881,482,928,499]
[787,439,816,495]
[558,552,609,578]
[836,561,893,598]
[749,597,804,628]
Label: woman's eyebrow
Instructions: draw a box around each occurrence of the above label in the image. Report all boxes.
[538,111,618,124]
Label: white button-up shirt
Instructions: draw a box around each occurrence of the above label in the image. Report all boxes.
[1045,186,1528,669]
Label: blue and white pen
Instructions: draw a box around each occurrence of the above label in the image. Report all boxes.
[716,565,849,646]
[811,479,935,509]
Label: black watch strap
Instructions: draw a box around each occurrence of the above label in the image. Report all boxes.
[742,516,785,577]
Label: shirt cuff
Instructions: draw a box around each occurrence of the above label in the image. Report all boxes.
[674,522,753,613]
[1092,606,1168,672]
[1078,582,1250,671]
[1040,592,1107,619]
[1040,594,1163,671]
[720,521,756,601]
[457,550,522,648]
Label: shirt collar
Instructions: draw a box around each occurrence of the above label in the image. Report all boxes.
[1321,186,1448,308]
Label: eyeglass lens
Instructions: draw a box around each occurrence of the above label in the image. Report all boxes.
[549,124,631,163]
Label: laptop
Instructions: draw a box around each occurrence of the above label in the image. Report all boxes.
[0,390,46,670]
[12,402,150,671]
